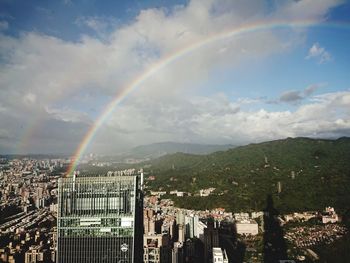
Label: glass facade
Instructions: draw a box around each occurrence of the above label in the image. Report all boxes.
[57,175,143,263]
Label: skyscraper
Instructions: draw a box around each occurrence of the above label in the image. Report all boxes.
[57,173,143,263]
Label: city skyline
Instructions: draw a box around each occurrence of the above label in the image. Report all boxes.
[1,0,350,155]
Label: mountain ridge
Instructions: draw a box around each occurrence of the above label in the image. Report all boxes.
[143,137,350,213]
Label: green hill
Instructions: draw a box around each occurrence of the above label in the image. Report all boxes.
[144,137,350,213]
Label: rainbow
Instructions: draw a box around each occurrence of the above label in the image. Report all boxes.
[59,19,348,175]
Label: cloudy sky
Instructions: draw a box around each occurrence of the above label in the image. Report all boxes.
[0,0,350,155]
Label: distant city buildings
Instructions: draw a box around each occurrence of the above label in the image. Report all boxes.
[199,188,216,197]
[24,245,52,263]
[322,207,339,224]
[284,212,317,223]
[283,207,339,225]
[0,157,61,263]
[285,223,347,248]
[0,156,348,263]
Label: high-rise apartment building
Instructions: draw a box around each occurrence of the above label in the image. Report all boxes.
[57,173,143,263]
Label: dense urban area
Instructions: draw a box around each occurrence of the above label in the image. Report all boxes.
[1,0,350,262]
[0,152,349,263]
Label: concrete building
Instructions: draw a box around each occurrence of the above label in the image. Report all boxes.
[34,197,45,209]
[143,234,171,263]
[196,220,207,241]
[178,224,185,244]
[236,219,259,235]
[24,246,50,263]
[144,208,156,235]
[199,188,216,197]
[172,242,184,263]
[184,215,195,239]
[212,247,228,263]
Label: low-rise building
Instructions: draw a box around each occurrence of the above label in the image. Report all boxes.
[236,219,259,235]
[25,245,50,263]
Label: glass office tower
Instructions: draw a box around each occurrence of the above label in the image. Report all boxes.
[57,174,143,263]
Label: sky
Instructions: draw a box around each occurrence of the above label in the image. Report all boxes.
[0,0,350,155]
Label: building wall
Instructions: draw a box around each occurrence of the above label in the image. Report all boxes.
[236,221,259,235]
[57,175,143,263]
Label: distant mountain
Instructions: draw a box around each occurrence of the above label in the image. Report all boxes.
[124,142,236,159]
[144,137,350,213]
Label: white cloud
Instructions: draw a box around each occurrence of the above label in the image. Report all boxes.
[0,0,345,153]
[306,43,332,63]
[23,93,37,105]
[45,107,92,124]
[93,91,350,150]
[0,0,299,109]
[273,0,342,23]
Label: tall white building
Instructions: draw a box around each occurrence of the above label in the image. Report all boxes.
[196,220,207,241]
